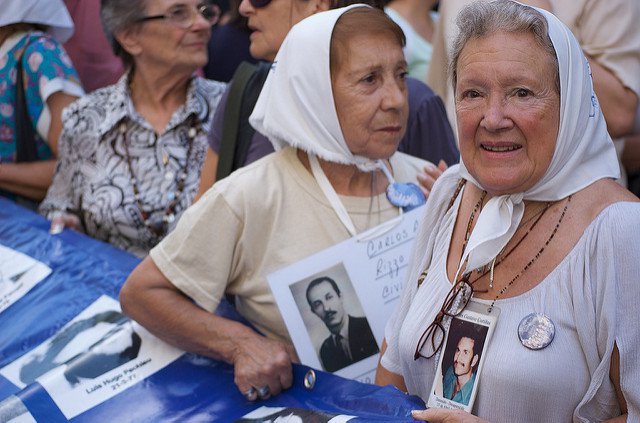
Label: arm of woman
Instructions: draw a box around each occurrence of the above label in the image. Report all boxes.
[588,56,638,138]
[0,160,56,200]
[120,256,297,399]
[0,90,77,199]
[603,345,628,423]
[375,339,408,391]
[194,147,219,202]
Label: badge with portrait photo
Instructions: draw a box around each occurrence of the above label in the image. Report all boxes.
[427,300,499,413]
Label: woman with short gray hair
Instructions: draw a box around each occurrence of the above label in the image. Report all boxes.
[39,0,227,257]
[377,1,639,421]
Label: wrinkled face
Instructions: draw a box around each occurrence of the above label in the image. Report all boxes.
[239,0,320,61]
[455,31,560,196]
[308,281,345,333]
[332,33,408,160]
[453,337,477,377]
[131,0,212,71]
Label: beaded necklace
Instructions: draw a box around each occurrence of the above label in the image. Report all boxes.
[120,118,197,237]
[451,182,572,311]
[485,195,571,312]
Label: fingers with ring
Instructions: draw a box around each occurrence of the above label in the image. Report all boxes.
[257,385,271,399]
[243,387,257,400]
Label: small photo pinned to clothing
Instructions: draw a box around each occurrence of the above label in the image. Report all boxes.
[236,406,354,422]
[428,300,499,413]
[290,263,379,373]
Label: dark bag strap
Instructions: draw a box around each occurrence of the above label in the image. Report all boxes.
[231,61,271,171]
[216,61,258,181]
[15,38,39,163]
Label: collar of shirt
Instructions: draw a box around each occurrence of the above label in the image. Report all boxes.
[96,72,205,138]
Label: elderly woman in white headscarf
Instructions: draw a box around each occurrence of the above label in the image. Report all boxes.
[376,1,640,422]
[0,0,83,203]
[120,5,428,402]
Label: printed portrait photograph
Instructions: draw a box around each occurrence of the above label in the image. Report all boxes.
[289,263,379,373]
[438,317,489,406]
[1,308,142,390]
[236,406,353,423]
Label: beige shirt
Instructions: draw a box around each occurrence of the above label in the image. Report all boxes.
[150,147,426,342]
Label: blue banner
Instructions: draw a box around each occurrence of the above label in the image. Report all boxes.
[0,198,424,422]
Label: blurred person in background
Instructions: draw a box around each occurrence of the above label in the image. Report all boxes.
[39,0,227,257]
[0,0,83,205]
[193,0,458,201]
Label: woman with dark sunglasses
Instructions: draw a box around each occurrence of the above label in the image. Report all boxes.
[39,0,227,257]
[193,0,458,200]
[376,1,640,422]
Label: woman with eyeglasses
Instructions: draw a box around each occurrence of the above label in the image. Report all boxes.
[376,1,640,422]
[121,5,429,402]
[39,0,227,257]
[192,0,458,200]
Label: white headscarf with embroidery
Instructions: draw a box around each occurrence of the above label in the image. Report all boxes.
[249,4,382,172]
[456,4,619,274]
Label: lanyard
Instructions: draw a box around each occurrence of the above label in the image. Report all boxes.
[309,154,358,237]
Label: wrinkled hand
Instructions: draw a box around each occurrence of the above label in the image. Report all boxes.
[417,160,448,198]
[412,409,490,423]
[49,212,82,234]
[232,333,299,401]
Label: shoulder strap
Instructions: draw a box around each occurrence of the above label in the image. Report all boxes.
[15,37,39,163]
[232,61,271,171]
[216,61,258,181]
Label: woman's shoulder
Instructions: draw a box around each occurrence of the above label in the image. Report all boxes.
[194,77,227,101]
[572,179,639,225]
[63,85,113,117]
[22,32,76,73]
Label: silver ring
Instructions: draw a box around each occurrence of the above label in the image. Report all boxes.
[243,387,256,400]
[257,385,270,398]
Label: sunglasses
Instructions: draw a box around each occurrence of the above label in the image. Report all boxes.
[249,0,273,8]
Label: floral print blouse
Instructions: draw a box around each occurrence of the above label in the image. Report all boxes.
[0,31,82,163]
[39,74,226,257]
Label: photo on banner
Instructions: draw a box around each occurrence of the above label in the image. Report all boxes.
[236,406,354,422]
[0,295,184,419]
[268,207,424,383]
[0,395,36,423]
[0,244,51,314]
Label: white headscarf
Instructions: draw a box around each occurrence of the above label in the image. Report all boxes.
[0,0,74,43]
[249,4,380,172]
[457,6,620,274]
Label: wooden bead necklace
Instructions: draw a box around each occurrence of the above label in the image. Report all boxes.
[486,195,571,312]
[120,117,197,237]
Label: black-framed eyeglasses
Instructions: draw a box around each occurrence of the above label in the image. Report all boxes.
[137,3,221,28]
[248,0,273,9]
[414,274,474,360]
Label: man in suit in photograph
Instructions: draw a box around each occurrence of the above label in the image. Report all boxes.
[306,277,379,372]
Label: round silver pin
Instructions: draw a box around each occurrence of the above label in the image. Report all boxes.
[303,369,316,390]
[518,313,555,350]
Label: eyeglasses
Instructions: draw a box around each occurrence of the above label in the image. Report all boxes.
[137,3,221,28]
[413,274,474,360]
[248,0,273,9]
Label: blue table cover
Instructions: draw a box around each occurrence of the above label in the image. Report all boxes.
[0,198,424,422]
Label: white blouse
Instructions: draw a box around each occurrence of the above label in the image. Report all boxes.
[381,168,640,422]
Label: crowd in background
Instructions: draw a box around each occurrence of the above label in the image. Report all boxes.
[1,0,640,421]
